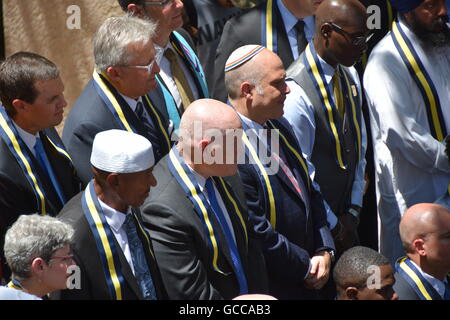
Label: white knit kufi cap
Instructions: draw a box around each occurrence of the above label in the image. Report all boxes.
[90,129,155,173]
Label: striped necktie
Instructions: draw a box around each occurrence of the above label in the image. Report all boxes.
[164,48,195,112]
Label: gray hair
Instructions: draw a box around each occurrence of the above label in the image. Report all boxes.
[93,14,157,73]
[224,56,264,100]
[4,214,74,281]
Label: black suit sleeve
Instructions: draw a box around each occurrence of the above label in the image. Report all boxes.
[238,166,311,283]
[310,184,336,253]
[141,201,223,300]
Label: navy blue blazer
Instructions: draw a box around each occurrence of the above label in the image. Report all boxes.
[62,78,171,185]
[237,117,334,299]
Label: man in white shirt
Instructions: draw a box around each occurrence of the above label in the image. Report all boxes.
[363,0,450,264]
[394,203,450,300]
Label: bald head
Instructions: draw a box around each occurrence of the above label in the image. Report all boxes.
[315,0,367,35]
[400,203,450,253]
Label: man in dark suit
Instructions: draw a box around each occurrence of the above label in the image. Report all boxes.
[224,45,334,299]
[0,52,81,281]
[334,246,398,300]
[120,0,209,122]
[141,99,268,299]
[57,129,167,300]
[63,15,172,185]
[213,0,319,102]
[394,203,450,300]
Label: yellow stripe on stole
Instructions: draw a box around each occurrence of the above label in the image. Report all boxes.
[266,0,273,51]
[242,133,277,228]
[305,47,346,169]
[392,23,444,141]
[85,185,122,300]
[134,215,155,260]
[93,71,133,133]
[0,113,46,214]
[399,257,433,300]
[46,136,73,162]
[341,71,361,161]
[169,151,226,275]
[267,120,310,189]
[7,282,23,291]
[387,0,393,30]
[218,178,248,245]
[143,95,171,149]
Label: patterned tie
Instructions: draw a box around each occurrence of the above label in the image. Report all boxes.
[332,69,345,118]
[135,101,153,135]
[164,48,195,112]
[294,20,307,56]
[205,178,248,295]
[123,214,157,300]
[34,137,66,206]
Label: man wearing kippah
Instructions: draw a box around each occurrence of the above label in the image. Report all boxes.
[363,0,450,264]
[225,45,335,299]
[57,130,167,300]
[213,0,321,102]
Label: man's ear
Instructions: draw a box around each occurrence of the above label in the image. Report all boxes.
[106,173,120,190]
[240,82,253,100]
[105,66,122,83]
[30,257,47,277]
[412,238,427,256]
[127,4,146,19]
[11,99,29,115]
[321,23,333,40]
[345,287,359,300]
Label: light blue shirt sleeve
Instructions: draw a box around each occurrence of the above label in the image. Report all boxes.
[283,80,338,229]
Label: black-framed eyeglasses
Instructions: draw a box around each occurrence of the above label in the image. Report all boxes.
[329,22,373,47]
[143,0,174,9]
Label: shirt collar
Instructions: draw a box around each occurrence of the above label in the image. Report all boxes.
[98,197,131,233]
[12,121,38,153]
[238,112,264,131]
[185,162,207,193]
[277,0,298,34]
[409,259,447,298]
[119,94,143,113]
[311,42,337,85]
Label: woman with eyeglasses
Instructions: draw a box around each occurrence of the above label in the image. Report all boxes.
[0,214,75,300]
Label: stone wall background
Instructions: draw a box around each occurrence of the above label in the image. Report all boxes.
[3,0,123,133]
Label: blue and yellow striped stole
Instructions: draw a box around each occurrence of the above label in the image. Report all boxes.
[396,257,449,300]
[167,147,247,275]
[240,120,311,229]
[304,43,362,170]
[261,0,278,54]
[0,106,72,215]
[391,21,447,141]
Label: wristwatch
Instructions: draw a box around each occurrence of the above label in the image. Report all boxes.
[326,249,336,263]
[347,206,361,225]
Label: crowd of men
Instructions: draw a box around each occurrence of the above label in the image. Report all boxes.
[0,0,449,300]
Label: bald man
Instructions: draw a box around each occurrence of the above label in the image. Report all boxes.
[394,203,450,300]
[225,45,335,299]
[283,0,369,256]
[140,99,268,299]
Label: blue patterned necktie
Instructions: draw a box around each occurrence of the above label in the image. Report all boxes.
[135,101,153,135]
[205,178,248,295]
[123,214,157,300]
[34,137,66,206]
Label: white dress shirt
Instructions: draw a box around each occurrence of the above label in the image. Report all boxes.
[13,121,38,158]
[409,260,448,299]
[157,42,200,111]
[98,198,136,275]
[277,0,315,60]
[283,53,367,230]
[363,15,450,264]
[187,165,237,245]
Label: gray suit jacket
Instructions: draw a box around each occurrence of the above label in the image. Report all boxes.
[140,154,269,299]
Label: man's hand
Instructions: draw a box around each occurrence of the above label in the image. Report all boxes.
[334,211,360,254]
[304,251,331,290]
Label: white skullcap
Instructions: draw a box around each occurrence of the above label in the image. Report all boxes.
[225,45,265,72]
[90,129,155,173]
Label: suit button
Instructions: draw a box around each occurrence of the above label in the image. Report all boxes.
[346,149,350,153]
[344,128,348,133]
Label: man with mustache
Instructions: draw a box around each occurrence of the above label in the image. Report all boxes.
[283,0,369,257]
[363,0,450,265]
